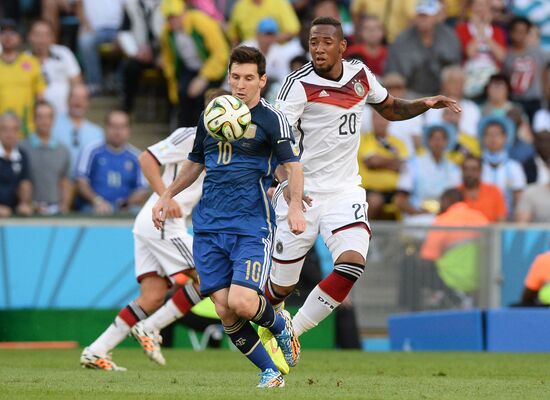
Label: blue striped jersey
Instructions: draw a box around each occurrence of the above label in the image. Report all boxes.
[188,98,299,236]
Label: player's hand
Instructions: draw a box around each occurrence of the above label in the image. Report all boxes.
[165,198,183,219]
[152,194,171,230]
[424,96,462,113]
[283,186,313,212]
[287,204,306,235]
[93,197,114,216]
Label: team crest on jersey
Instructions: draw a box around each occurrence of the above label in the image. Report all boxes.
[354,81,366,97]
[125,160,134,171]
[276,240,283,254]
[243,124,257,139]
[291,142,300,157]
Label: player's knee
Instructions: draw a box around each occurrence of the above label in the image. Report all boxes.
[227,295,257,320]
[270,282,295,298]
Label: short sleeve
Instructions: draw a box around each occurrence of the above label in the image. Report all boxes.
[76,142,100,178]
[63,46,81,78]
[60,146,70,178]
[276,73,307,126]
[148,127,196,165]
[364,66,388,104]
[19,149,31,181]
[266,106,299,164]
[188,118,207,165]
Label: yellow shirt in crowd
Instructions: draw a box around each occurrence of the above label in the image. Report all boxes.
[228,0,300,43]
[358,132,408,192]
[0,53,45,136]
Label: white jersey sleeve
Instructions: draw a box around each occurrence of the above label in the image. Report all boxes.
[363,65,388,104]
[147,127,196,165]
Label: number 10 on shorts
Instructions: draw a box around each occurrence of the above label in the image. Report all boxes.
[245,260,262,282]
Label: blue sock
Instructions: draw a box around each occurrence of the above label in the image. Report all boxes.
[224,319,278,372]
[251,295,285,335]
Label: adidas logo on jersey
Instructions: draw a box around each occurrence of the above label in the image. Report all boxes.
[319,90,330,97]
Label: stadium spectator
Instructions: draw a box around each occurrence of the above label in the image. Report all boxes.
[241,18,305,101]
[395,123,462,223]
[420,188,489,308]
[41,0,79,44]
[76,110,148,215]
[0,19,45,137]
[159,0,229,127]
[187,0,226,22]
[20,101,72,215]
[424,65,482,138]
[455,0,507,100]
[118,0,163,113]
[344,15,387,77]
[530,123,550,184]
[361,73,423,154]
[358,110,408,220]
[52,84,104,174]
[506,105,537,183]
[440,107,482,166]
[385,0,462,96]
[227,0,300,46]
[516,251,550,307]
[512,0,550,60]
[503,16,548,122]
[459,155,507,222]
[481,74,516,116]
[479,115,526,215]
[0,113,33,217]
[350,0,417,43]
[28,19,82,115]
[76,0,124,95]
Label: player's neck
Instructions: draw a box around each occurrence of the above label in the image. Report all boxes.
[246,95,261,110]
[314,62,343,81]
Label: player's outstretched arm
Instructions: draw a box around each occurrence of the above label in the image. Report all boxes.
[152,160,204,230]
[282,161,306,235]
[371,94,462,121]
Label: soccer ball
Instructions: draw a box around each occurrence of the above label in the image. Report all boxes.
[203,95,251,142]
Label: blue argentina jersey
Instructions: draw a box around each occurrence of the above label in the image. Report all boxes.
[188,98,299,236]
[77,142,147,207]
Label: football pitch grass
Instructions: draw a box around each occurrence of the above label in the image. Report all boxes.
[1,349,549,400]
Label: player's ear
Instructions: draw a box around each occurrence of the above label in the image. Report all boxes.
[259,74,267,90]
[340,38,347,54]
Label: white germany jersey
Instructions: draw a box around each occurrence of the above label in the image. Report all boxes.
[133,127,204,239]
[276,60,388,193]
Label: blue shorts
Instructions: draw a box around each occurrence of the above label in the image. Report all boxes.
[193,232,272,295]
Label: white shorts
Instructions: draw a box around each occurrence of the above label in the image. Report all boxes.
[270,185,371,287]
[134,232,195,284]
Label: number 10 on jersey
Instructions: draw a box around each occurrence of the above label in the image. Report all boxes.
[217,141,232,164]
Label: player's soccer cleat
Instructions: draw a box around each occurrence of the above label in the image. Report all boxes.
[259,326,289,375]
[257,368,285,388]
[273,309,300,367]
[130,322,166,366]
[80,347,127,371]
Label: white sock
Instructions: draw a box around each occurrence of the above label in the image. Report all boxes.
[142,299,184,331]
[292,285,340,336]
[88,317,130,356]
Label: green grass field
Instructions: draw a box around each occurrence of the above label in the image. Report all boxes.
[1,349,549,399]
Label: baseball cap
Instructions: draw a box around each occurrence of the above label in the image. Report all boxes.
[0,19,20,34]
[257,18,279,35]
[416,0,441,16]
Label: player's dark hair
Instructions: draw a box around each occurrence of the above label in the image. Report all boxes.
[229,46,266,77]
[508,16,532,32]
[311,16,344,40]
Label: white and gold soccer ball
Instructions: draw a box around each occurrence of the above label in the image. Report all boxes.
[203,95,251,142]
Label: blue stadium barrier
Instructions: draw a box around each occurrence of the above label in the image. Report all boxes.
[486,309,550,352]
[388,310,484,351]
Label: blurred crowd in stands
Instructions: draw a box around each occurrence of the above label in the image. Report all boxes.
[0,0,549,225]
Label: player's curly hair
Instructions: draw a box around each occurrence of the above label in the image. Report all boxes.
[229,46,266,77]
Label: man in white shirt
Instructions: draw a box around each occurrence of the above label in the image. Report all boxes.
[28,19,82,115]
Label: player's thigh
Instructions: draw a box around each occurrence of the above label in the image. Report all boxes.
[319,186,372,263]
[271,195,319,287]
[134,234,164,283]
[193,233,233,296]
[230,234,273,293]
